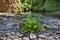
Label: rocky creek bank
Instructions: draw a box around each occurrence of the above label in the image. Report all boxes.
[0,14,60,40]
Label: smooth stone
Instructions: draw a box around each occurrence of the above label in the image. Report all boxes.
[23,37,29,40]
[19,38,22,40]
[0,37,4,40]
[5,33,11,37]
[34,39,37,40]
[48,36,58,40]
[3,37,7,40]
[11,36,15,38]
[15,35,19,38]
[38,38,42,40]
[11,32,15,35]
[12,38,19,40]
[43,24,52,28]
[16,32,23,38]
[6,38,11,40]
[49,37,53,40]
[30,34,36,39]
[16,26,19,28]
[38,34,47,39]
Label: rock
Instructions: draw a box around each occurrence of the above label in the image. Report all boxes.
[19,38,22,40]
[43,24,51,28]
[13,38,19,40]
[11,32,15,35]
[38,38,42,40]
[30,34,36,39]
[15,35,19,38]
[48,37,56,40]
[34,39,37,40]
[6,38,11,40]
[11,36,15,38]
[3,37,7,40]
[16,26,19,29]
[23,37,29,40]
[16,32,23,38]
[49,37,53,40]
[5,33,11,37]
[38,34,47,39]
[0,37,4,40]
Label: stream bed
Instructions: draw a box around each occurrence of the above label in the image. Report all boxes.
[0,14,60,35]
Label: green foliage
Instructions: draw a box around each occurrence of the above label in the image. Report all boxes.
[17,0,60,12]
[43,0,60,11]
[20,14,46,33]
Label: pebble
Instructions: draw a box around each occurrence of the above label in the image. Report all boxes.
[5,33,10,37]
[13,38,19,40]
[23,37,29,40]
[19,38,22,40]
[11,32,15,35]
[16,32,23,38]
[38,38,42,40]
[6,38,11,40]
[11,36,15,38]
[30,34,36,39]
[38,34,47,39]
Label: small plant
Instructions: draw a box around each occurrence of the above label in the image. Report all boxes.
[20,14,46,33]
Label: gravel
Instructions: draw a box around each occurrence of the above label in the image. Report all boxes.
[0,32,60,40]
[0,14,60,40]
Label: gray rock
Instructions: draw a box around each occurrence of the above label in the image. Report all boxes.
[6,38,11,40]
[38,38,42,40]
[23,37,29,40]
[34,39,37,40]
[30,34,36,39]
[11,32,15,35]
[11,36,15,38]
[16,32,23,38]
[19,38,22,40]
[38,34,47,39]
[49,37,54,40]
[12,38,19,40]
[5,33,11,37]
[0,37,4,40]
[3,37,7,40]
